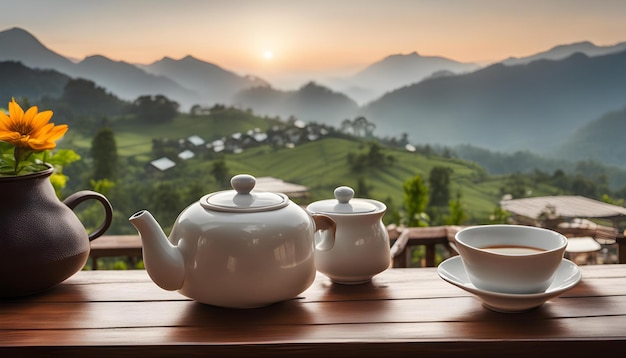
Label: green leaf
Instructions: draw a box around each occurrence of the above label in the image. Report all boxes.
[47,149,81,166]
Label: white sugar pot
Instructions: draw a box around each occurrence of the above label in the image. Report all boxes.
[306,186,390,284]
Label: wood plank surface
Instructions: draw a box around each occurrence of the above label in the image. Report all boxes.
[2,266,626,357]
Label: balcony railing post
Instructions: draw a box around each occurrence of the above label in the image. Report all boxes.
[617,233,626,264]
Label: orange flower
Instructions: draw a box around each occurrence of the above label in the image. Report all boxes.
[0,98,68,151]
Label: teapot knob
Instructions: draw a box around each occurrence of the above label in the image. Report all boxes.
[231,174,256,194]
[334,186,354,204]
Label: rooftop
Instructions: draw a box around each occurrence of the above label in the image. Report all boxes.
[501,195,626,224]
[254,177,309,197]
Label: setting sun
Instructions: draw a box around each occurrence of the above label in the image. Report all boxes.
[263,50,273,60]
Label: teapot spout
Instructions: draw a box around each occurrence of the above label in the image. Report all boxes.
[129,210,184,291]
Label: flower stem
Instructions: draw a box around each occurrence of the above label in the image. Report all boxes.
[12,147,35,175]
[13,146,22,175]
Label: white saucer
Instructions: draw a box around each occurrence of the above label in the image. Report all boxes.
[437,256,582,313]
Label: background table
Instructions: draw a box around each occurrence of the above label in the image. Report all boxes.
[1,265,626,357]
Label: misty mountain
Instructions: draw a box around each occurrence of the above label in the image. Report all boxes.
[361,50,626,152]
[325,52,480,105]
[0,27,251,110]
[73,55,201,109]
[4,26,626,168]
[0,61,132,131]
[0,27,199,109]
[501,40,626,66]
[0,61,70,103]
[0,27,76,74]
[550,107,626,167]
[140,55,269,106]
[452,142,626,190]
[233,82,359,125]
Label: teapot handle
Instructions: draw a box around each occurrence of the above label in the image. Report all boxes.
[312,214,336,251]
[63,190,114,241]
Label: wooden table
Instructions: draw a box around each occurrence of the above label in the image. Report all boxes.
[1,265,626,357]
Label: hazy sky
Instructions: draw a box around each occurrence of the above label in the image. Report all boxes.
[2,0,626,87]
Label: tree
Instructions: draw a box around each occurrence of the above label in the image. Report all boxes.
[549,169,570,191]
[90,126,118,181]
[149,183,184,232]
[428,166,452,207]
[347,142,396,173]
[399,133,409,146]
[355,177,370,197]
[403,174,429,227]
[189,104,202,116]
[443,191,468,225]
[340,118,353,135]
[366,141,385,165]
[571,175,597,197]
[62,78,127,117]
[352,116,367,137]
[211,157,230,188]
[501,173,528,198]
[132,95,179,123]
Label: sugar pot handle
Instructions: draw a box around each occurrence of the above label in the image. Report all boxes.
[312,214,336,251]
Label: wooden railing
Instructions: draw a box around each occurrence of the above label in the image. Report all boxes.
[88,225,626,269]
[89,235,142,270]
[88,227,461,270]
[388,225,461,267]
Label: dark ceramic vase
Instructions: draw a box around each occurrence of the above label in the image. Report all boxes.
[0,165,113,298]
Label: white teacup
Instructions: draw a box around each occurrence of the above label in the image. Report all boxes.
[454,225,568,294]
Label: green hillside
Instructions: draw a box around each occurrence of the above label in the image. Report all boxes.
[59,110,569,233]
[66,134,506,225]
[220,138,506,221]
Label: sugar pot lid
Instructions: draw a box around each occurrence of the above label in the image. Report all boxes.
[307,186,383,214]
[200,174,289,213]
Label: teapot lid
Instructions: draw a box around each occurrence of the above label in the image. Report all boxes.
[201,174,289,213]
[306,186,381,214]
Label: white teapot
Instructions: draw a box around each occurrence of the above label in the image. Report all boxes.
[307,186,390,284]
[129,174,335,308]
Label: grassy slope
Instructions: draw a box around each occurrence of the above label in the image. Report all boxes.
[63,113,557,223]
[187,138,509,222]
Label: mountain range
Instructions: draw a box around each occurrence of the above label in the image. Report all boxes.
[322,52,480,104]
[500,40,626,66]
[0,27,261,110]
[2,27,626,166]
[361,50,626,154]
[138,55,269,107]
